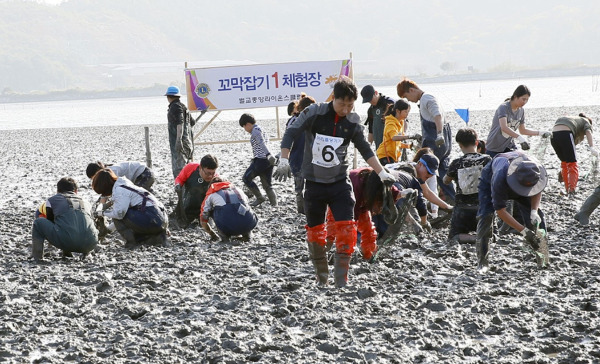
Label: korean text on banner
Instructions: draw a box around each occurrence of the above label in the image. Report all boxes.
[185,59,352,111]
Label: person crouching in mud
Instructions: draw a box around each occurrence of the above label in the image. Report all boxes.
[476,151,549,270]
[323,167,417,263]
[31,177,98,261]
[92,169,169,248]
[199,177,258,242]
[174,154,219,228]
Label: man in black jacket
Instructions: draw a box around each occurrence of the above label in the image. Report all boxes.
[165,86,194,179]
[361,84,396,149]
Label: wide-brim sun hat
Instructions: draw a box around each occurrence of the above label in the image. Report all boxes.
[506,156,548,197]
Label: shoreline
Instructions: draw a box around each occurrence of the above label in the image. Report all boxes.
[2,68,599,104]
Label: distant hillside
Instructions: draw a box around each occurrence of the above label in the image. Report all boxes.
[2,0,600,95]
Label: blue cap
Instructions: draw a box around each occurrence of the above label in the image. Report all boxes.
[419,154,439,176]
[164,86,181,96]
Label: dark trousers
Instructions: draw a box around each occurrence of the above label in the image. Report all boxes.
[304,179,355,227]
[243,158,273,190]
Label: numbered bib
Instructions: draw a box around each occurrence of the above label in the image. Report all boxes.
[312,133,343,168]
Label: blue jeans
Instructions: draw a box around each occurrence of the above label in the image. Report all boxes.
[243,158,273,190]
[213,203,258,236]
[116,205,167,242]
[421,120,455,202]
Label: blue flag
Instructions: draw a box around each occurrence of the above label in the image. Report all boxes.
[455,108,469,124]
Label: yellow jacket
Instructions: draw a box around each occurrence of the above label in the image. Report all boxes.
[376,114,409,162]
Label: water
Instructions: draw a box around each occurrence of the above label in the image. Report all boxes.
[0,75,598,130]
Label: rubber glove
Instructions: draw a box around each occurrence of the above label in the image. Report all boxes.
[435,132,445,147]
[530,210,541,226]
[516,135,530,150]
[520,227,540,250]
[273,158,292,182]
[378,169,396,183]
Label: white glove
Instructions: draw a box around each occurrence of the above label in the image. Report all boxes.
[93,210,103,218]
[516,135,530,150]
[378,169,396,183]
[435,132,445,147]
[273,158,292,182]
[590,146,599,157]
[530,210,541,226]
[539,131,552,138]
[400,188,415,197]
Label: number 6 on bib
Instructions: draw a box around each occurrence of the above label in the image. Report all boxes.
[312,133,344,168]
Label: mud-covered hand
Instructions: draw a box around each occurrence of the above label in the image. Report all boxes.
[209,230,219,241]
[516,135,530,151]
[93,210,104,218]
[174,184,182,193]
[407,134,422,142]
[435,132,445,147]
[439,205,454,214]
[273,158,292,182]
[530,210,541,227]
[421,220,432,232]
[590,146,599,157]
[267,154,277,166]
[540,131,552,138]
[520,227,540,250]
[378,169,396,183]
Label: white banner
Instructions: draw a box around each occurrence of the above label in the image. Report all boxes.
[185,59,352,111]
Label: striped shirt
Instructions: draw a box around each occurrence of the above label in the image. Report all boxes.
[250,124,271,159]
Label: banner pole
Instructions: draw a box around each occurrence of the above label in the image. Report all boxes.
[276,107,281,139]
[350,51,358,169]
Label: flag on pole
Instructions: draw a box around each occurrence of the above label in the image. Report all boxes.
[455,108,469,124]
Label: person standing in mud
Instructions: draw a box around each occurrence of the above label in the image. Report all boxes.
[550,113,597,196]
[274,78,396,288]
[397,78,455,204]
[485,85,552,158]
[476,151,548,270]
[31,177,98,261]
[288,95,316,214]
[376,99,416,166]
[361,84,396,149]
[443,128,491,243]
[239,113,277,207]
[165,86,194,179]
[174,154,219,228]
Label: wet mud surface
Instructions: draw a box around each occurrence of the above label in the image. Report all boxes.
[1,106,600,363]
